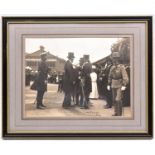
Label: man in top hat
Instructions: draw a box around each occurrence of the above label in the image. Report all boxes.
[81,54,92,109]
[62,52,75,108]
[36,51,50,109]
[107,52,129,116]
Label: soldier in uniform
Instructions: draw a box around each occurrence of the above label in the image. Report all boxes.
[62,52,75,109]
[36,51,50,109]
[107,52,129,116]
[81,55,92,109]
[74,58,84,106]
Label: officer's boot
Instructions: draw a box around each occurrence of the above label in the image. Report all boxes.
[117,101,122,116]
[36,98,44,109]
[84,101,89,109]
[40,99,46,108]
[40,102,46,108]
[84,96,89,109]
[112,101,118,116]
[80,99,89,109]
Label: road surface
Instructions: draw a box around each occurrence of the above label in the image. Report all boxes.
[24,83,132,119]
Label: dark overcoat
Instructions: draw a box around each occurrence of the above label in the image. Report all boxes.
[74,66,82,94]
[36,61,49,92]
[103,64,113,104]
[63,60,75,93]
[82,62,92,94]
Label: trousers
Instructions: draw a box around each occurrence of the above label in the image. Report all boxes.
[62,92,71,108]
[112,88,123,116]
[36,90,45,107]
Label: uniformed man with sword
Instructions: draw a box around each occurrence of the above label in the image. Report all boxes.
[80,55,92,109]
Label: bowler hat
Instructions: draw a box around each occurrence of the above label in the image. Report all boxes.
[83,55,89,60]
[67,52,75,58]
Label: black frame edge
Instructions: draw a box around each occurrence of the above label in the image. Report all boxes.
[147,16,153,138]
[2,17,8,138]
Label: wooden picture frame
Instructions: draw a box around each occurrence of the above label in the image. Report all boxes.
[2,16,153,139]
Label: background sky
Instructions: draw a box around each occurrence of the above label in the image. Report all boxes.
[25,38,121,64]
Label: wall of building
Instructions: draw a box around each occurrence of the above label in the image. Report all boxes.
[25,50,66,74]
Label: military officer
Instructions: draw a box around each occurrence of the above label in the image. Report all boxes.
[36,51,50,109]
[62,52,75,108]
[107,52,129,116]
[81,55,92,109]
[74,58,84,106]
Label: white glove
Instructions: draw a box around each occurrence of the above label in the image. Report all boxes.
[78,76,81,80]
[121,86,126,91]
[107,85,111,91]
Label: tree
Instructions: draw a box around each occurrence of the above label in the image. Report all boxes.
[111,38,130,64]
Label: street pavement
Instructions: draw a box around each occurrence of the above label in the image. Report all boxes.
[24,83,132,119]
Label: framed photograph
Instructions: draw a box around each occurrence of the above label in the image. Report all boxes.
[2,16,153,139]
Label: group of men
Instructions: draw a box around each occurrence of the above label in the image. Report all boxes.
[62,52,92,109]
[33,50,129,116]
[61,51,129,116]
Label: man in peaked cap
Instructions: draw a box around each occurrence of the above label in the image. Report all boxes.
[35,51,50,109]
[107,52,129,116]
[81,54,92,109]
[73,57,84,107]
[62,52,75,108]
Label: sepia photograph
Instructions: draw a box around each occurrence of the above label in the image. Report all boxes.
[24,37,131,119]
[2,17,153,138]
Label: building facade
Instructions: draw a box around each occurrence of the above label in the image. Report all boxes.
[25,46,66,75]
